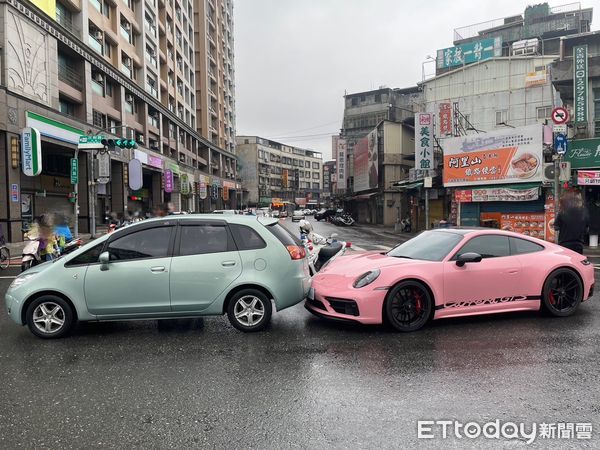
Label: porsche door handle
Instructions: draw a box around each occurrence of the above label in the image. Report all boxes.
[150,266,166,273]
[221,261,236,267]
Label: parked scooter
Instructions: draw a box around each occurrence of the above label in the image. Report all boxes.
[21,235,43,272]
[300,221,350,275]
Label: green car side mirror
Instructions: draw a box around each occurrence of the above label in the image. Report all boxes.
[99,251,110,271]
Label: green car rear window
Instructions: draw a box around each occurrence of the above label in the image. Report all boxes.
[265,223,301,246]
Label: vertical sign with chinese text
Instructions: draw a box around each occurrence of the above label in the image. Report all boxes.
[164,169,173,193]
[573,45,588,124]
[416,113,433,171]
[439,103,452,136]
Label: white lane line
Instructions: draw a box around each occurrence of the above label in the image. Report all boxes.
[350,244,368,252]
[375,245,392,251]
[0,276,17,279]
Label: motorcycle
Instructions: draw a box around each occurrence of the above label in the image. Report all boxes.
[300,231,351,276]
[21,235,43,272]
[61,237,83,255]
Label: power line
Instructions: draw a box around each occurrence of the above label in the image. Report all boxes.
[275,120,342,136]
[267,131,339,140]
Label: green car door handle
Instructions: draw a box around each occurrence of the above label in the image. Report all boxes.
[150,266,166,273]
[221,261,236,267]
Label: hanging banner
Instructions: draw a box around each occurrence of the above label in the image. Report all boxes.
[21,127,42,176]
[180,173,190,195]
[573,45,588,124]
[128,158,143,191]
[416,113,434,171]
[439,103,452,136]
[454,186,539,202]
[442,124,543,187]
[199,182,207,199]
[164,169,173,193]
[577,170,600,185]
[545,193,556,243]
[334,136,347,193]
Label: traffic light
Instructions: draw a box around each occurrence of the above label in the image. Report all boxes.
[101,138,137,149]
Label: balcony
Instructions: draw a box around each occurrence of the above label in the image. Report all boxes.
[88,35,103,54]
[56,14,80,37]
[120,63,132,78]
[58,63,83,89]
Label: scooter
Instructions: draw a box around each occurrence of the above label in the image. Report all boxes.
[300,232,351,276]
[21,236,43,272]
[61,237,82,255]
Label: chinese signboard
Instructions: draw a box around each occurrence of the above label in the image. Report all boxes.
[180,173,190,195]
[353,136,369,192]
[454,186,539,203]
[436,37,502,69]
[439,103,452,136]
[164,169,173,193]
[128,158,143,191]
[442,124,543,187]
[500,213,546,239]
[70,158,78,184]
[564,138,600,168]
[573,45,588,124]
[577,170,600,185]
[282,169,288,188]
[416,113,433,171]
[525,68,547,88]
[21,127,42,176]
[545,193,555,243]
[334,136,347,192]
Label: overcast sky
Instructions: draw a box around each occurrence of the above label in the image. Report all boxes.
[234,1,598,160]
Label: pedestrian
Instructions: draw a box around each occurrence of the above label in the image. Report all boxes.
[554,190,589,254]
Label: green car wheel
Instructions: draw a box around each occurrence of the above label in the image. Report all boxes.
[227,289,272,332]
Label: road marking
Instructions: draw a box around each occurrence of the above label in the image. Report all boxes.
[0,276,17,279]
[375,245,392,251]
[350,244,368,252]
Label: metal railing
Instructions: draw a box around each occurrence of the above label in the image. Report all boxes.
[58,62,83,89]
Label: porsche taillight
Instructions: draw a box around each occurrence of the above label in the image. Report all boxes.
[286,245,306,260]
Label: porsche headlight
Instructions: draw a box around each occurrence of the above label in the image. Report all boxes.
[353,269,381,288]
[9,272,39,290]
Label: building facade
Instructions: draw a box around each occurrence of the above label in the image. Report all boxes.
[235,136,323,208]
[0,0,238,242]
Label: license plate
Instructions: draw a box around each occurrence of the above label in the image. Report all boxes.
[307,288,315,300]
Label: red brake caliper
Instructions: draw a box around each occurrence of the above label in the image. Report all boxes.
[414,289,423,314]
[549,290,555,305]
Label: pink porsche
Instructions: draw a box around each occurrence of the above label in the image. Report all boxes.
[306,229,595,332]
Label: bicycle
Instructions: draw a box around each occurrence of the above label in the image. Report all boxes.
[0,235,9,270]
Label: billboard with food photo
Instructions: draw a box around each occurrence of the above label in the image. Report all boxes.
[442,124,543,187]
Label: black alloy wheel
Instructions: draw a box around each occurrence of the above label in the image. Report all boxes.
[385,281,432,332]
[542,269,583,317]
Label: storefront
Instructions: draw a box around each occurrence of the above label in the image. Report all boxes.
[565,138,600,241]
[443,124,551,239]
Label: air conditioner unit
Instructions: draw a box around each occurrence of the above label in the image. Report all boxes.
[543,163,555,183]
[93,73,104,83]
[125,94,134,103]
[137,135,145,144]
[94,30,103,40]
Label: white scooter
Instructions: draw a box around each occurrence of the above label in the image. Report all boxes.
[300,230,351,276]
[21,235,43,272]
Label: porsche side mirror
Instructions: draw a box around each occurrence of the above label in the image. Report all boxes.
[99,251,110,271]
[456,252,482,267]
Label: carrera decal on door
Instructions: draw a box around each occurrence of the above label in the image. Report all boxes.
[435,295,541,310]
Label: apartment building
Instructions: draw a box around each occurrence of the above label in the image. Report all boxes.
[236,136,323,207]
[194,0,235,154]
[0,0,238,242]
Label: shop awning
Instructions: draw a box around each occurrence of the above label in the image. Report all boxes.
[392,180,424,190]
[354,192,378,200]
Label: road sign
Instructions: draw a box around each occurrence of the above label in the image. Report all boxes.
[551,107,569,125]
[78,135,106,149]
[97,152,111,178]
[11,184,19,203]
[70,158,78,184]
[555,133,568,155]
[552,123,567,134]
[559,161,571,181]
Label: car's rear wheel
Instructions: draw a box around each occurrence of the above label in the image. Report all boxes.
[542,269,583,317]
[26,295,74,339]
[385,281,432,332]
[227,289,272,332]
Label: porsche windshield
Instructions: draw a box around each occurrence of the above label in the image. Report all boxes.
[387,231,463,261]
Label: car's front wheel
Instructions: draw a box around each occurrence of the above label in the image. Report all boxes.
[542,268,583,317]
[385,281,432,332]
[227,289,272,332]
[26,295,74,339]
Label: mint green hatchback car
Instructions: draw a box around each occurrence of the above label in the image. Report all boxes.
[5,216,311,338]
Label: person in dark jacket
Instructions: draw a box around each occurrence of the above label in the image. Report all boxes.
[554,191,589,254]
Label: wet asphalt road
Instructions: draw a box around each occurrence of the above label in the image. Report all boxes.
[0,218,599,449]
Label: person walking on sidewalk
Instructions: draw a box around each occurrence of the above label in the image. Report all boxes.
[554,191,589,254]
